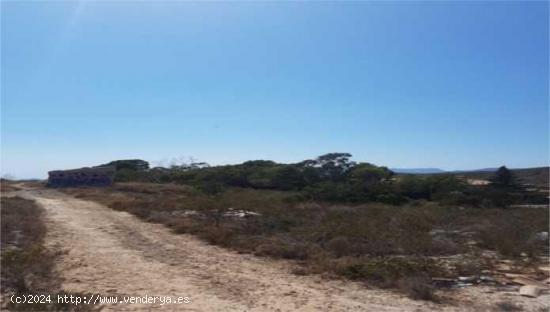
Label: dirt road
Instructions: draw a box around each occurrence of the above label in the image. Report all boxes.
[11,186,546,311]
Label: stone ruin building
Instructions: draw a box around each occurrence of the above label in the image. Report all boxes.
[47,166,116,187]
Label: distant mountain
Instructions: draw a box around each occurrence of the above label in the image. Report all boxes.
[451,168,498,173]
[391,168,446,174]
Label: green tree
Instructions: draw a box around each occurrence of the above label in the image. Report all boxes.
[490,166,520,189]
[485,166,523,208]
[299,153,356,182]
[395,175,431,199]
[347,163,393,191]
[102,159,150,171]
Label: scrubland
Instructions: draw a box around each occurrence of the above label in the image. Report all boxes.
[4,156,547,307]
[0,195,97,311]
[63,181,549,301]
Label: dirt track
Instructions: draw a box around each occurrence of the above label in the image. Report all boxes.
[12,186,548,311]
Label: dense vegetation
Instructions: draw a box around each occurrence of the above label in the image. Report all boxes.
[102,154,546,208]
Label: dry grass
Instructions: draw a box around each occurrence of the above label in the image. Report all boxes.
[1,196,98,311]
[475,212,548,257]
[1,197,50,293]
[494,301,524,311]
[398,275,436,301]
[1,179,21,193]
[61,182,549,300]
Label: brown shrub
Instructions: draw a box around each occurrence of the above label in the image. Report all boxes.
[430,239,463,255]
[398,275,436,301]
[1,197,52,293]
[166,217,193,233]
[201,225,235,247]
[0,179,20,192]
[325,236,352,258]
[254,238,310,260]
[1,197,97,311]
[115,182,195,195]
[1,197,46,252]
[495,301,523,312]
[476,213,546,258]
[454,258,484,276]
[333,257,442,288]
[58,182,549,301]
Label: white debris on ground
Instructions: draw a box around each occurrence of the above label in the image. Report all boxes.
[169,208,261,218]
[509,204,550,209]
[466,179,491,185]
[170,210,200,217]
[223,208,261,218]
[534,232,549,241]
[432,258,550,302]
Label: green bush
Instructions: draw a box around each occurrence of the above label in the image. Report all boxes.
[335,257,441,286]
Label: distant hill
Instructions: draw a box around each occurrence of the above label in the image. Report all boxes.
[451,168,498,173]
[391,168,446,174]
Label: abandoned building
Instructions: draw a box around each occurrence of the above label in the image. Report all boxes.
[47,166,116,187]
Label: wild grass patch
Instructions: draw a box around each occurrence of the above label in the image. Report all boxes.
[1,197,97,311]
[62,182,549,301]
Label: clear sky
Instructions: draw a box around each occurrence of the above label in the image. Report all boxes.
[1,1,548,179]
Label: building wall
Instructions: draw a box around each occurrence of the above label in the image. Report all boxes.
[48,167,115,187]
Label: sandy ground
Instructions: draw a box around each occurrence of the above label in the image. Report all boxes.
[8,186,549,311]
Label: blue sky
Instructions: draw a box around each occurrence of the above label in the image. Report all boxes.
[1,1,548,179]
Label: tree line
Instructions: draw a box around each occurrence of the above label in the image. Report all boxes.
[99,154,541,207]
